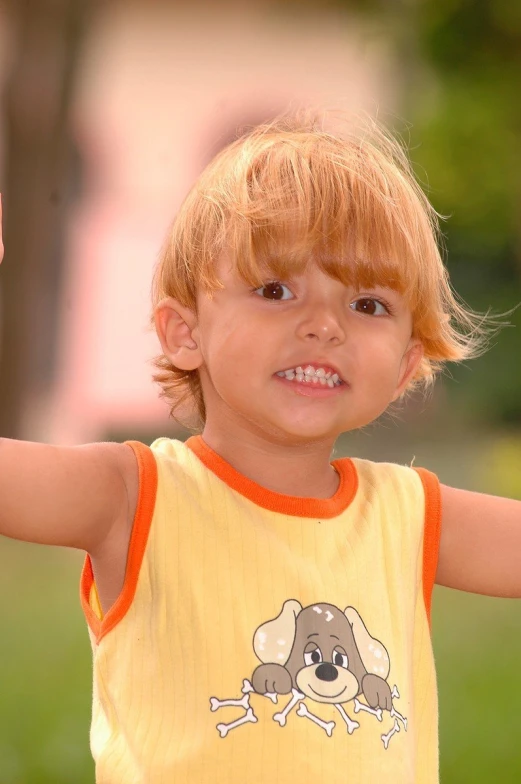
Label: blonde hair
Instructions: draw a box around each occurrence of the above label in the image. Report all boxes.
[151,108,495,430]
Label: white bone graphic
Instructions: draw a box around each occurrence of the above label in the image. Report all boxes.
[353,697,383,722]
[334,703,360,734]
[273,688,305,726]
[216,707,258,738]
[390,706,408,730]
[210,692,250,712]
[391,685,400,699]
[297,702,335,736]
[381,719,400,749]
[210,679,256,712]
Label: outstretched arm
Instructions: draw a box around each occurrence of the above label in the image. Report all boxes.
[436,484,521,597]
[0,193,137,558]
[0,438,137,555]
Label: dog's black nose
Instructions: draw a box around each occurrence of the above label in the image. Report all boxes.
[315,663,338,682]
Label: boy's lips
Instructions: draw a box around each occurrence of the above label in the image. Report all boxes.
[273,374,347,397]
[273,361,348,396]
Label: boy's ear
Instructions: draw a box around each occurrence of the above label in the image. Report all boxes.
[392,338,424,401]
[154,297,202,371]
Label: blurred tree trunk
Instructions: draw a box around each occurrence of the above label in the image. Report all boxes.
[0,0,93,439]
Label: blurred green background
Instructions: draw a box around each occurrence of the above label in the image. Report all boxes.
[1,0,520,781]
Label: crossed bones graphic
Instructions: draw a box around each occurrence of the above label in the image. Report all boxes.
[210,680,408,748]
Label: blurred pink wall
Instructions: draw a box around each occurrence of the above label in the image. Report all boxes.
[28,5,399,443]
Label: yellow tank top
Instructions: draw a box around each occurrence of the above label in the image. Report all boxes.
[81,435,441,783]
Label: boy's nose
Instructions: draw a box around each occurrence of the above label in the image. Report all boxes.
[296,307,345,344]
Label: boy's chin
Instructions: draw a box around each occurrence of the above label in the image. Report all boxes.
[262,408,382,444]
[264,414,345,444]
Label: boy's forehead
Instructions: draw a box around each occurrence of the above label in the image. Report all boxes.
[213,252,243,285]
[218,252,237,276]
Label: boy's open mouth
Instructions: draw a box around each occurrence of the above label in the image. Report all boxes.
[275,364,344,388]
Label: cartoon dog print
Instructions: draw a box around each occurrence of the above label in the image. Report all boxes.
[209,599,407,747]
[252,600,392,709]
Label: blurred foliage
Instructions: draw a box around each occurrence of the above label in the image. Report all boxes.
[397,0,521,426]
[316,0,521,425]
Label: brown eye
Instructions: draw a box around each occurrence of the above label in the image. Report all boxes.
[254,282,292,301]
[351,298,388,316]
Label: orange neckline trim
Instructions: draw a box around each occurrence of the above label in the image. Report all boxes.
[413,467,442,628]
[185,435,358,518]
[80,441,158,643]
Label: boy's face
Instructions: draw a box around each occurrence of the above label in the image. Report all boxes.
[184,254,423,446]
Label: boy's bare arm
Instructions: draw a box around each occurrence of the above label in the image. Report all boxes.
[436,484,521,598]
[0,202,137,558]
[0,439,137,555]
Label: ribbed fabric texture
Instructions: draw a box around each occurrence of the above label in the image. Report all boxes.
[81,437,441,783]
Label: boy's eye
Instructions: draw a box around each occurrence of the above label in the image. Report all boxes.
[254,281,293,301]
[350,297,389,316]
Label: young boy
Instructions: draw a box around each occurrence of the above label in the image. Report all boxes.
[0,112,519,784]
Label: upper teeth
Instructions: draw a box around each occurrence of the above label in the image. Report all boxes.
[276,365,342,387]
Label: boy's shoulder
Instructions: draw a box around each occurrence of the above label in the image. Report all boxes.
[347,454,439,512]
[347,454,432,484]
[122,436,197,490]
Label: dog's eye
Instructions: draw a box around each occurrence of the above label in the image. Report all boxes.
[333,649,349,669]
[304,648,323,666]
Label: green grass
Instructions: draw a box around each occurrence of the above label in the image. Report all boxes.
[1,427,520,782]
[434,587,521,782]
[0,542,93,784]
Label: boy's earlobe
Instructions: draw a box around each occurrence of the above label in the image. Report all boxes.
[154,297,202,371]
[392,339,424,401]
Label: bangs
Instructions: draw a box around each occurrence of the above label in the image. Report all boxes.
[230,211,421,305]
[195,121,443,312]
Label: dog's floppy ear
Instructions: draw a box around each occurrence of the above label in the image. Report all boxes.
[253,600,302,664]
[344,606,390,679]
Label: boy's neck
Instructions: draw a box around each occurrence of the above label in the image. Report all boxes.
[199,425,340,499]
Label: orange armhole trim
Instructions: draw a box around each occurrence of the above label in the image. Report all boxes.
[413,467,442,629]
[80,440,158,644]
